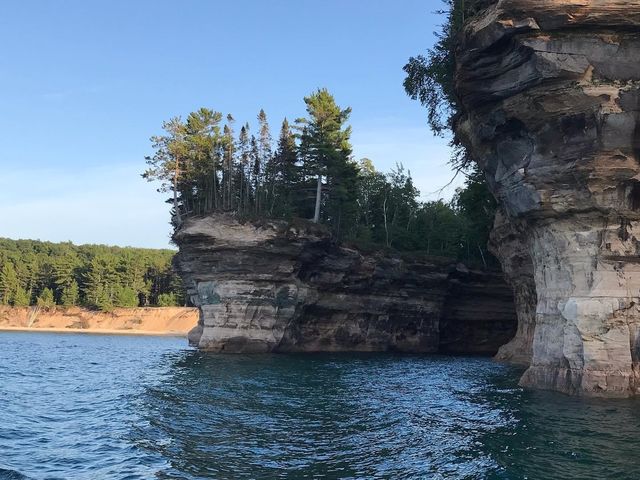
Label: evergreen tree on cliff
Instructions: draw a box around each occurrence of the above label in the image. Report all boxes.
[222,115,236,211]
[271,118,299,216]
[297,89,357,236]
[143,117,188,224]
[258,109,273,213]
[237,123,251,213]
[184,108,223,214]
[249,135,260,212]
[403,0,498,260]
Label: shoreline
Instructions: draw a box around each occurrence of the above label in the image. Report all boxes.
[0,306,198,337]
[0,326,188,337]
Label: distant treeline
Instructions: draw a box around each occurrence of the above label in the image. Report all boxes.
[144,88,497,265]
[0,239,184,311]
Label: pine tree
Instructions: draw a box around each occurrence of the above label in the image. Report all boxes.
[222,114,236,210]
[356,158,387,233]
[143,117,189,225]
[296,88,356,235]
[257,109,273,214]
[184,108,224,214]
[250,135,260,212]
[36,287,55,309]
[84,255,118,311]
[157,293,178,307]
[0,262,19,306]
[271,118,299,216]
[61,280,80,307]
[52,254,78,304]
[13,287,31,307]
[237,123,250,213]
[114,285,138,308]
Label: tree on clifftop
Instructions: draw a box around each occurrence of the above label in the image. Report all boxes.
[403,0,489,170]
[270,118,299,216]
[143,117,188,224]
[403,0,498,261]
[296,89,356,235]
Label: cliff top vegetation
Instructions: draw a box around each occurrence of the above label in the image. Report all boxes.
[403,0,490,170]
[144,87,496,266]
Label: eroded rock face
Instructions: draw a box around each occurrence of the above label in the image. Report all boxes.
[457,0,640,396]
[174,214,516,354]
[489,209,537,366]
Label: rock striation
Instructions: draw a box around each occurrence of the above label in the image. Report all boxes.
[173,214,516,354]
[457,0,640,396]
[489,209,537,366]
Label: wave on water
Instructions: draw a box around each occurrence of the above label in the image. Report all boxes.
[0,469,31,480]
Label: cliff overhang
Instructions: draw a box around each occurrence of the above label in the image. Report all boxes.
[456,0,640,396]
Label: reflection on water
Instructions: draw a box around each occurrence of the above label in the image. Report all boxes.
[1,332,640,479]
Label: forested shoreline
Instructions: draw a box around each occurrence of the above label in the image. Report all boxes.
[145,88,497,264]
[0,238,183,310]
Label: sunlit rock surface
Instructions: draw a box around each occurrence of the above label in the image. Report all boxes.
[457,0,640,396]
[174,214,516,354]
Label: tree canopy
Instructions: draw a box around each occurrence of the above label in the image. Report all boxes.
[144,87,497,266]
[402,1,498,260]
[0,238,184,311]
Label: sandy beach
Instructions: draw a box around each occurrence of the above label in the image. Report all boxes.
[0,306,199,336]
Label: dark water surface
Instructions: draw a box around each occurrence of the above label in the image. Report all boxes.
[1,332,640,479]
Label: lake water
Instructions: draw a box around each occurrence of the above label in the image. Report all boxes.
[1,332,640,479]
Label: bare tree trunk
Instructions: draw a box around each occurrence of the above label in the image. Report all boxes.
[239,167,244,214]
[246,168,251,213]
[173,155,182,224]
[383,194,390,247]
[313,175,322,223]
[478,245,488,269]
[212,155,217,211]
[270,181,277,215]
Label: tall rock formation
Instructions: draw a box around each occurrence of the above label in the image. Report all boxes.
[456,0,640,396]
[489,209,537,366]
[173,214,516,354]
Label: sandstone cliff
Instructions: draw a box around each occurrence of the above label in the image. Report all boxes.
[173,214,516,354]
[456,0,640,396]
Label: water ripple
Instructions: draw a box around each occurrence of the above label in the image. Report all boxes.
[2,332,640,479]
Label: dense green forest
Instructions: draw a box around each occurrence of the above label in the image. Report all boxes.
[0,238,184,310]
[144,88,497,265]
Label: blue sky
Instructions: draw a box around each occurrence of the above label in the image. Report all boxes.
[0,0,460,248]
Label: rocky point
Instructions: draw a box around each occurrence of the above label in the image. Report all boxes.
[173,214,516,355]
[457,0,640,396]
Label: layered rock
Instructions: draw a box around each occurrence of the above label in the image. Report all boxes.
[456,0,640,396]
[489,209,537,366]
[173,214,516,354]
